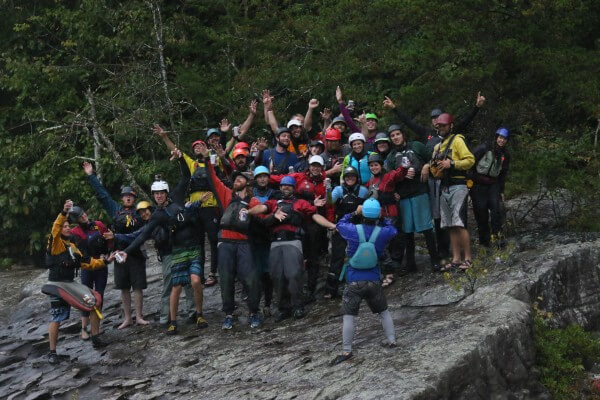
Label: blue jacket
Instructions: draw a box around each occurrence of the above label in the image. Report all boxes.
[87,174,140,222]
[336,213,397,282]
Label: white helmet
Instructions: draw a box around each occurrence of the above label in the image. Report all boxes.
[150,180,169,193]
[287,119,302,129]
[348,132,365,145]
[308,155,325,166]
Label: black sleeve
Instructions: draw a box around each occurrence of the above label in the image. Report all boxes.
[498,150,510,194]
[392,108,432,143]
[472,143,488,163]
[124,215,161,254]
[172,157,190,206]
[454,107,480,133]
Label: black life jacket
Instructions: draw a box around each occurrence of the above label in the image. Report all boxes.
[151,224,172,253]
[336,184,363,217]
[220,195,251,235]
[189,162,211,192]
[164,203,192,233]
[113,207,139,234]
[46,243,82,282]
[369,175,396,206]
[276,198,303,227]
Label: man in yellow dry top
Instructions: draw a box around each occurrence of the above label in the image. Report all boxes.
[153,125,230,287]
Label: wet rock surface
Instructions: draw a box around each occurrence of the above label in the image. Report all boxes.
[1,234,599,399]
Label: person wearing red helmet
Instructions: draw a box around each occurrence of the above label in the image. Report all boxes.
[431,113,475,271]
[231,148,251,173]
[322,127,345,187]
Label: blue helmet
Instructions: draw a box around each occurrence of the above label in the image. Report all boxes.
[362,198,381,219]
[496,127,509,138]
[253,166,270,177]
[280,176,296,188]
[206,128,220,139]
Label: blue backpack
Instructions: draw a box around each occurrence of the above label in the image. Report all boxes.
[339,224,381,281]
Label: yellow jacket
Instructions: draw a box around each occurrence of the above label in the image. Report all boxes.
[433,134,475,179]
[183,153,218,207]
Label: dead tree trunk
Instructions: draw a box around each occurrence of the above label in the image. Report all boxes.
[86,88,149,199]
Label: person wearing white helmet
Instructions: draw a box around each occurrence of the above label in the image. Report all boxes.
[115,149,208,335]
[341,132,374,185]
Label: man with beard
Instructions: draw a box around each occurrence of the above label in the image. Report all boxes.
[258,127,299,175]
[195,142,264,330]
[431,113,475,271]
[82,162,148,329]
[321,127,345,187]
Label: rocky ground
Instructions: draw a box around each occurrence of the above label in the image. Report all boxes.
[1,232,600,400]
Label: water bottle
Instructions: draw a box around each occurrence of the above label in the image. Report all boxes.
[288,166,294,173]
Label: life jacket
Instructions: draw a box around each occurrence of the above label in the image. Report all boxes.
[253,187,274,204]
[190,163,211,192]
[339,225,381,280]
[220,195,251,234]
[151,224,171,252]
[276,199,304,227]
[368,175,396,206]
[46,243,82,282]
[164,203,193,233]
[268,149,292,175]
[336,184,363,218]
[348,152,371,185]
[112,207,139,234]
[476,150,503,178]
[70,222,108,258]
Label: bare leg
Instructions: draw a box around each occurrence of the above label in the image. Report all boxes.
[118,289,133,329]
[170,285,183,322]
[81,316,90,339]
[190,275,204,314]
[133,289,149,325]
[49,322,59,351]
[450,228,462,263]
[459,227,472,261]
[90,312,100,335]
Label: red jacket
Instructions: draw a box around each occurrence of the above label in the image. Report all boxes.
[365,167,406,218]
[270,171,334,221]
[263,197,316,236]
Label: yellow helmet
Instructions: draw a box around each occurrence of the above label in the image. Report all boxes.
[136,201,153,211]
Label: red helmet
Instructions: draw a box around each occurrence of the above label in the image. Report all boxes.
[435,113,454,125]
[325,127,341,141]
[192,140,205,149]
[232,149,249,159]
[234,142,250,151]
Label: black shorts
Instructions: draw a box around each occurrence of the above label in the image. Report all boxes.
[114,255,147,290]
[340,281,388,316]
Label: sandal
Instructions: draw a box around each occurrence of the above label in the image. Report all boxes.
[459,260,473,271]
[205,274,218,287]
[81,328,90,341]
[440,262,461,272]
[381,274,395,288]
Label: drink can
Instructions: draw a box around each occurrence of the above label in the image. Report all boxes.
[288,166,294,173]
[210,154,217,165]
[325,177,331,190]
[239,209,248,222]
[115,252,124,264]
[401,156,410,168]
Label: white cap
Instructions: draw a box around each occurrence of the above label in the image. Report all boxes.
[348,132,366,145]
[287,119,302,128]
[150,180,169,193]
[308,155,325,166]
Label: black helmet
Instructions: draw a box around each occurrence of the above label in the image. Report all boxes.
[387,124,403,134]
[343,166,358,177]
[68,206,85,223]
[368,153,384,165]
[430,108,444,118]
[276,127,290,136]
[374,132,390,143]
[120,186,137,197]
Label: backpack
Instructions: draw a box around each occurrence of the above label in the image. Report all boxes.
[475,150,502,178]
[339,225,381,281]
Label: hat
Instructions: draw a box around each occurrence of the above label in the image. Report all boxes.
[308,155,325,166]
[365,113,378,121]
[287,119,302,128]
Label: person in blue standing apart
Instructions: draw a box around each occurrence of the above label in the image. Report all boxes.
[331,198,398,365]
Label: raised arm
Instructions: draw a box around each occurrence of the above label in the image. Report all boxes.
[83,161,120,218]
[262,89,279,134]
[304,99,319,131]
[239,99,258,136]
[153,124,177,152]
[454,91,486,133]
[172,150,191,206]
[383,96,430,142]
[336,86,361,133]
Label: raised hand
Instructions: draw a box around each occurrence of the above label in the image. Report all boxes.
[320,107,332,121]
[169,148,182,161]
[82,161,94,176]
[249,99,258,115]
[196,141,210,158]
[383,96,396,109]
[220,118,231,132]
[256,137,268,151]
[356,111,367,126]
[63,199,73,213]
[308,98,319,109]
[153,124,166,137]
[213,143,226,158]
[476,91,486,107]
[335,86,343,103]
[262,89,274,111]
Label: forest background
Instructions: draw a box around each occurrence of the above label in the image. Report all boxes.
[0,0,598,264]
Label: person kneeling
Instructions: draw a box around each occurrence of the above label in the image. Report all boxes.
[331,198,398,365]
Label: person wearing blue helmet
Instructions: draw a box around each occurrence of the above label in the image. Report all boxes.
[470,127,511,247]
[251,175,318,322]
[249,166,282,316]
[331,198,398,365]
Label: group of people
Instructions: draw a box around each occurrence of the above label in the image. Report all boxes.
[44,86,510,365]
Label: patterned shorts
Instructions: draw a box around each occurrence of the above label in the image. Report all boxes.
[50,296,70,322]
[170,247,204,286]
